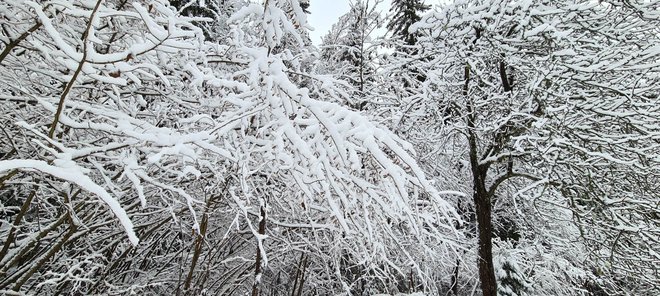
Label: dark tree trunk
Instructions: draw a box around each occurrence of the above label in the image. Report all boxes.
[465,62,497,296]
[252,205,267,296]
[471,165,497,296]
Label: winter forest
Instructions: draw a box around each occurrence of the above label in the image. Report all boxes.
[0,0,658,295]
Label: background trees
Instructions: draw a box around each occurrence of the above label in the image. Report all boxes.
[318,0,383,110]
[1,0,658,295]
[387,0,429,46]
[406,0,660,295]
[0,0,460,295]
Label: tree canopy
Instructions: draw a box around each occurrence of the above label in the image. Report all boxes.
[0,0,658,295]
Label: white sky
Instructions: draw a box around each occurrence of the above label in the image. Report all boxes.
[307,0,392,45]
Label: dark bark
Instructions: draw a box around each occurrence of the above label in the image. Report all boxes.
[499,60,513,92]
[251,205,267,296]
[471,164,496,296]
[465,62,497,296]
[294,254,308,296]
[184,213,208,291]
[450,258,460,295]
[0,22,41,65]
[0,186,37,262]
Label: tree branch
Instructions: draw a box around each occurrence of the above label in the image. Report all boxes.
[47,0,103,139]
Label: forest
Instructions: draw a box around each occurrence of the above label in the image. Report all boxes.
[0,0,658,295]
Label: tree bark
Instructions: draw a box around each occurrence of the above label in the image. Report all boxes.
[465,62,497,296]
[251,205,267,296]
[471,164,497,296]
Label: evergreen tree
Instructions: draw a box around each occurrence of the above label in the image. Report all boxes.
[319,0,382,110]
[386,0,429,45]
[169,0,245,40]
[381,0,429,104]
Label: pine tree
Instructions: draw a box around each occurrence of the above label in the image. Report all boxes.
[382,0,429,102]
[386,0,429,45]
[169,0,245,40]
[319,0,382,110]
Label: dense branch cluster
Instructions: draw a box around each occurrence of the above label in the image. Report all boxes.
[0,0,658,295]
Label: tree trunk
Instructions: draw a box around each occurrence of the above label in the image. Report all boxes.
[468,132,497,295]
[252,205,267,296]
[465,62,497,296]
[467,129,497,296]
[472,166,497,296]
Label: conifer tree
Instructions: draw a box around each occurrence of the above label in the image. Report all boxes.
[319,0,382,110]
[386,0,429,45]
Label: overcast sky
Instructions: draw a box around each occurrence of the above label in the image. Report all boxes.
[307,0,392,45]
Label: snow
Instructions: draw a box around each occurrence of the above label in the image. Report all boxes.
[0,159,139,245]
[373,292,426,296]
[2,0,659,293]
